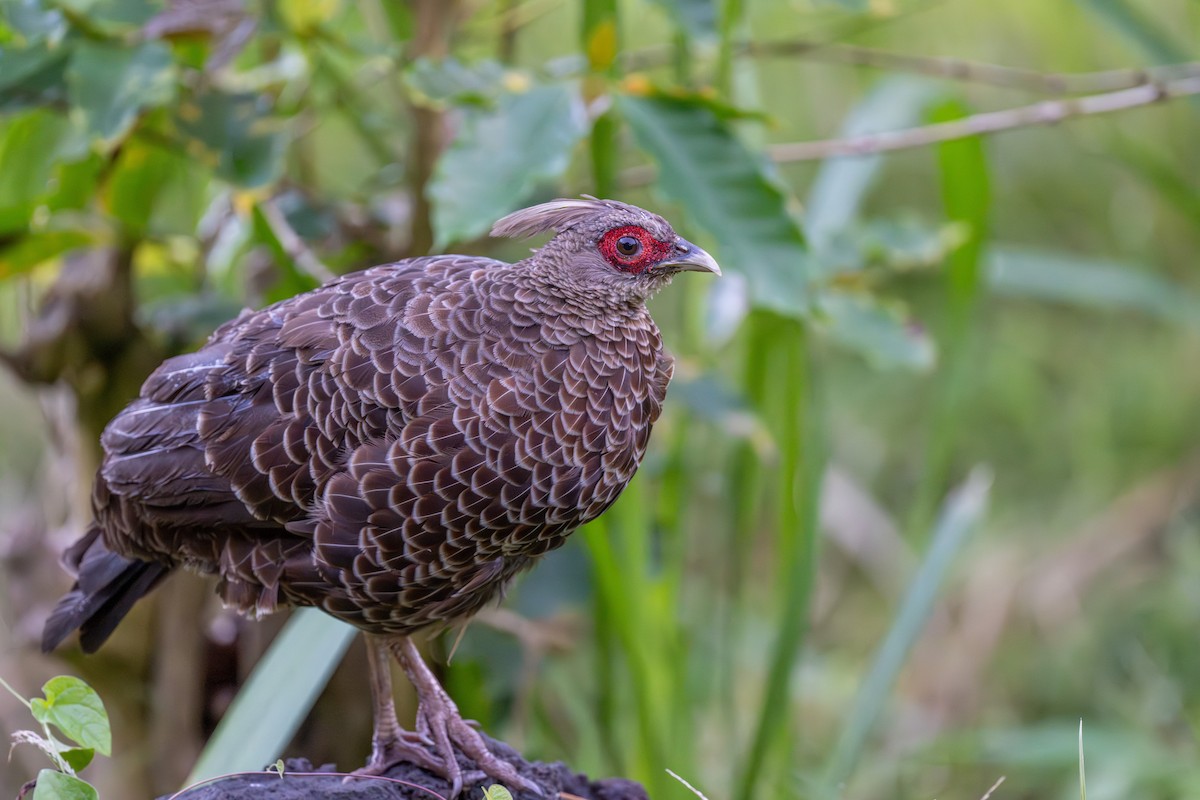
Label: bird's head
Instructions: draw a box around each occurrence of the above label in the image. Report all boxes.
[492,197,720,304]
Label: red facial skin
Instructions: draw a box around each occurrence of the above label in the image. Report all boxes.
[598,226,675,274]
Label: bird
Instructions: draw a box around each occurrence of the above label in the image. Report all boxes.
[40,197,720,796]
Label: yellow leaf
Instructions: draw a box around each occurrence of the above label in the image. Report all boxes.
[279,0,343,34]
[620,74,653,96]
[586,20,618,72]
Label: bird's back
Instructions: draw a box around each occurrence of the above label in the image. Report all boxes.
[86,254,672,635]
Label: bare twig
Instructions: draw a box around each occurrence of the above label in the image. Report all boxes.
[407,0,463,255]
[979,775,1006,800]
[624,39,1200,94]
[258,199,335,283]
[665,769,712,800]
[746,41,1200,94]
[767,74,1200,162]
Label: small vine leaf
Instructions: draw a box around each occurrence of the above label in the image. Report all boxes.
[482,785,513,800]
[267,759,286,778]
[31,769,98,800]
[59,747,95,772]
[33,677,111,756]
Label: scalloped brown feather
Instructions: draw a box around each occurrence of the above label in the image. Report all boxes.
[44,205,683,648]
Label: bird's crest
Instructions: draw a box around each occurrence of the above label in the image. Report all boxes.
[491,196,632,239]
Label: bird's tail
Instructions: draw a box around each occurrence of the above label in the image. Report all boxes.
[42,526,170,654]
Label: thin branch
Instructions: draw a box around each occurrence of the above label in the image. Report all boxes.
[623,39,1200,95]
[768,74,1200,162]
[259,199,335,283]
[745,41,1200,94]
[979,775,1006,800]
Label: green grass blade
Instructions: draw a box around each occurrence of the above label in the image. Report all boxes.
[904,98,990,543]
[735,322,826,800]
[1079,719,1087,800]
[186,609,358,783]
[821,468,993,793]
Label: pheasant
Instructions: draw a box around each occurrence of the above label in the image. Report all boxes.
[41,198,720,795]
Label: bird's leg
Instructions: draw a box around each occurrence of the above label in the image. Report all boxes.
[352,634,443,778]
[392,636,542,798]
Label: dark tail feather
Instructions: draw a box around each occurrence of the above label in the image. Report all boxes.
[42,527,170,654]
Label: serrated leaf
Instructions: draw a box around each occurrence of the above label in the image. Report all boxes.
[620,94,812,317]
[59,747,94,772]
[174,89,287,187]
[430,83,587,248]
[32,770,98,800]
[34,676,111,755]
[67,40,175,149]
[817,291,936,371]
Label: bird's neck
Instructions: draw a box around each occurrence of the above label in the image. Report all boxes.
[505,260,669,320]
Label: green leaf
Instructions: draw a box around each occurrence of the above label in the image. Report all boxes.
[59,747,95,772]
[32,770,98,800]
[821,469,992,792]
[933,99,990,319]
[0,45,71,111]
[817,292,936,371]
[620,94,812,316]
[987,246,1200,326]
[104,140,184,236]
[4,0,68,45]
[403,57,507,108]
[0,229,96,279]
[430,83,587,248]
[66,40,175,149]
[482,785,514,800]
[581,0,619,74]
[31,676,111,755]
[174,89,287,187]
[0,109,70,234]
[646,0,717,41]
[1078,0,1191,65]
[187,609,358,782]
[805,78,940,251]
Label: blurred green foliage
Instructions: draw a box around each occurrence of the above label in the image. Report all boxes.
[1,1,1199,799]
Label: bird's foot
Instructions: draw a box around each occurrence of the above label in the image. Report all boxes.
[349,728,445,780]
[415,694,542,799]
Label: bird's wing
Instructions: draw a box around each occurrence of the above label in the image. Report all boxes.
[95,256,500,610]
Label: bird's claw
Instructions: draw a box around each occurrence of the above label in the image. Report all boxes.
[416,701,543,797]
[348,729,444,782]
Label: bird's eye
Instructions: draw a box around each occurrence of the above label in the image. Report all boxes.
[616,236,641,257]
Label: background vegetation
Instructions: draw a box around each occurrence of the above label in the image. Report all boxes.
[1,0,1198,798]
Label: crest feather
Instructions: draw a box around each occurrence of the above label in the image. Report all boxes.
[491,197,631,239]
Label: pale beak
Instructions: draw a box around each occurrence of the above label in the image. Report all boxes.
[661,238,721,276]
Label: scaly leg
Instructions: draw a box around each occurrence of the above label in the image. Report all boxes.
[392,637,541,798]
[352,634,443,777]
